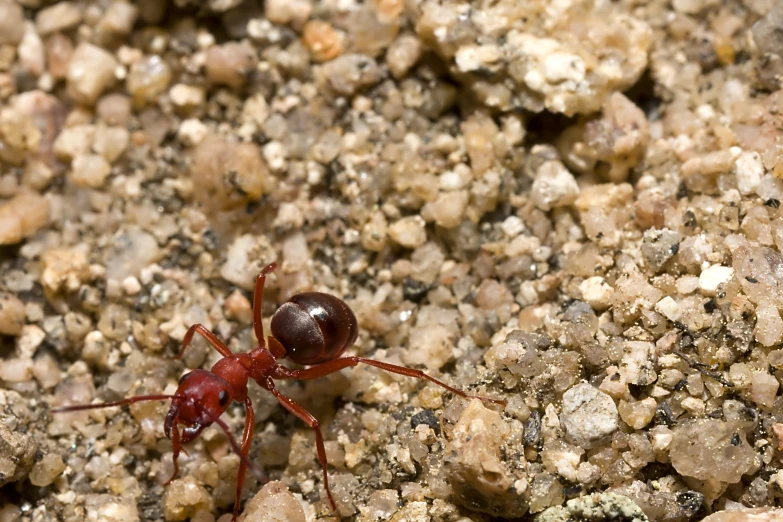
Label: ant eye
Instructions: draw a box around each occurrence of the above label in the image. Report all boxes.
[218,390,229,406]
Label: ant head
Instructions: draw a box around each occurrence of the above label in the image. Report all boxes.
[164,370,233,443]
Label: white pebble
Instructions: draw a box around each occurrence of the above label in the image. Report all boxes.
[735,151,764,196]
[178,118,208,147]
[579,277,614,311]
[655,296,682,322]
[698,265,734,296]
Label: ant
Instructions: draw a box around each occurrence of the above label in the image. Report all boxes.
[53,263,506,520]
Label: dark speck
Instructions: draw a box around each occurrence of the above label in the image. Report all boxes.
[655,402,676,426]
[677,490,704,517]
[730,433,741,446]
[402,278,430,303]
[704,298,717,313]
[765,198,780,208]
[745,276,758,283]
[410,409,440,434]
[523,410,541,447]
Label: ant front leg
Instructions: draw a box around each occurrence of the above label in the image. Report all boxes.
[253,263,286,358]
[278,357,506,406]
[175,324,233,359]
[232,397,255,522]
[264,380,336,511]
[165,417,182,486]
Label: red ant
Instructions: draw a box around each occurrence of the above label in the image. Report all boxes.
[53,263,506,520]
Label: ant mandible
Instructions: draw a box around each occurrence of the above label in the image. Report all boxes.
[53,263,506,520]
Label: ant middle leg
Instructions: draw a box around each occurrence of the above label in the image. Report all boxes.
[278,357,506,406]
[232,397,255,522]
[267,385,336,511]
[175,324,233,359]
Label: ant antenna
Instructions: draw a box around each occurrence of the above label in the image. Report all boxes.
[51,394,180,413]
[213,417,268,484]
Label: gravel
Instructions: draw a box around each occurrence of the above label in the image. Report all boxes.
[0,0,782,521]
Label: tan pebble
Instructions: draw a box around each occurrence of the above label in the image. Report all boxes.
[178,119,208,147]
[224,290,252,323]
[0,293,25,336]
[170,83,206,112]
[45,33,73,80]
[443,400,525,518]
[67,43,119,106]
[126,55,172,105]
[36,2,82,35]
[205,43,257,89]
[0,423,36,487]
[32,353,61,389]
[93,126,129,163]
[53,124,96,161]
[388,216,427,249]
[386,34,422,79]
[0,0,25,45]
[41,247,88,293]
[702,508,783,522]
[0,190,50,245]
[29,454,66,487]
[771,423,783,450]
[618,398,657,429]
[96,93,132,126]
[302,21,344,63]
[98,1,138,36]
[375,0,404,21]
[71,154,112,188]
[191,137,274,211]
[265,0,312,29]
[422,190,468,229]
[750,372,779,409]
[670,419,754,483]
[238,481,306,522]
[163,477,214,521]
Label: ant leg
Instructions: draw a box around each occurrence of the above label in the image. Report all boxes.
[279,358,506,406]
[175,324,233,359]
[232,397,255,522]
[165,419,182,486]
[252,263,278,350]
[268,385,337,511]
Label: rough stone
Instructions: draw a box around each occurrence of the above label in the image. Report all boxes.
[669,420,754,484]
[443,400,528,518]
[561,383,619,448]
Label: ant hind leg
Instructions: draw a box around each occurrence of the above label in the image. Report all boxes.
[267,384,337,511]
[282,357,506,406]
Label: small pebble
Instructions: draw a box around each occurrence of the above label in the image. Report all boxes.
[560,383,619,448]
[0,0,25,45]
[238,481,306,522]
[388,216,427,249]
[0,292,25,336]
[29,454,66,487]
[67,43,119,105]
[0,423,35,487]
[71,154,112,188]
[669,419,754,483]
[36,2,82,35]
[163,477,214,521]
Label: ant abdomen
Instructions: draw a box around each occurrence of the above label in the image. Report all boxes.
[270,292,358,365]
